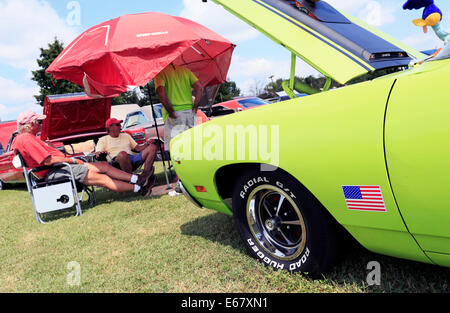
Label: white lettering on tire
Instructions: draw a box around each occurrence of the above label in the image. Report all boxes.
[239,177,269,199]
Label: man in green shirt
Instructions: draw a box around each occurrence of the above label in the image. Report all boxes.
[155,63,203,152]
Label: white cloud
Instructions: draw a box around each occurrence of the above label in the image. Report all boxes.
[0,0,79,72]
[230,54,320,96]
[0,76,40,120]
[326,0,371,14]
[0,77,38,103]
[402,29,448,50]
[179,0,259,43]
[0,102,41,122]
[357,1,396,27]
[325,0,396,27]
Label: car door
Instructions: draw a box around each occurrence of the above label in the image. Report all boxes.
[0,133,23,184]
[385,59,450,265]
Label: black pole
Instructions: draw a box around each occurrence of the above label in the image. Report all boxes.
[146,83,171,188]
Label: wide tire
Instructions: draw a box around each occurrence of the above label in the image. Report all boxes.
[232,168,339,277]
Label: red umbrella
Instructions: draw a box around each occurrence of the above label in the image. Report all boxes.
[47,12,235,97]
[47,12,235,188]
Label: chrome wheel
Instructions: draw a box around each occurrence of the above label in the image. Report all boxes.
[246,185,306,261]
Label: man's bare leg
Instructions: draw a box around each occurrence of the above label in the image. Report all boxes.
[85,161,133,182]
[141,144,157,173]
[114,151,133,173]
[83,170,134,192]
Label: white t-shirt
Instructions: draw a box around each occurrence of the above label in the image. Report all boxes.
[96,133,137,161]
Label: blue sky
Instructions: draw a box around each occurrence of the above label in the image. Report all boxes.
[0,0,449,121]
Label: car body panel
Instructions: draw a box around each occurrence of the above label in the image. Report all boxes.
[0,121,17,150]
[210,0,425,84]
[172,58,450,266]
[170,0,450,269]
[0,146,23,183]
[385,59,450,256]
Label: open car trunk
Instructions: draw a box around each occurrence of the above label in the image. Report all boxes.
[40,93,112,145]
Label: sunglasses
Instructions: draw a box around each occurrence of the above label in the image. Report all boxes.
[34,120,42,125]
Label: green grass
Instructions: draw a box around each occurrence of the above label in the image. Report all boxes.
[0,163,449,293]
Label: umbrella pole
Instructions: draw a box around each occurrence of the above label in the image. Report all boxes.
[146,84,172,189]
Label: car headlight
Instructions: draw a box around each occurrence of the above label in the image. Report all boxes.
[132,132,146,142]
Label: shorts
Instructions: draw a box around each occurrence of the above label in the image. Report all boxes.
[45,164,89,184]
[128,153,143,165]
[111,152,142,166]
[164,110,196,151]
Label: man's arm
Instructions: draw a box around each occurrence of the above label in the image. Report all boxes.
[157,86,177,119]
[42,155,84,166]
[133,140,155,152]
[192,81,203,113]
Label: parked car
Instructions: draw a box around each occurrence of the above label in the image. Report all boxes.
[267,91,307,103]
[122,103,209,145]
[0,121,17,150]
[171,0,450,276]
[200,97,270,119]
[0,93,112,190]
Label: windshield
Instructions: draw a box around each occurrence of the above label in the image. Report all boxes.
[152,104,163,119]
[434,44,450,60]
[237,98,270,108]
[124,111,149,128]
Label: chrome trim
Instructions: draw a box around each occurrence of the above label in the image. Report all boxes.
[179,181,202,208]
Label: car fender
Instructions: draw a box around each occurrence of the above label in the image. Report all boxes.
[172,76,431,263]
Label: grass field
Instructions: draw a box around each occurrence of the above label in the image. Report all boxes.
[0,163,449,293]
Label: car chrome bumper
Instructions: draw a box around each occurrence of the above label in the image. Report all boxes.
[179,181,202,208]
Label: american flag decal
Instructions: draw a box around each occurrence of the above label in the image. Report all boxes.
[342,185,387,212]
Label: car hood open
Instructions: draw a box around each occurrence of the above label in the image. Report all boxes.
[40,93,112,141]
[210,0,426,84]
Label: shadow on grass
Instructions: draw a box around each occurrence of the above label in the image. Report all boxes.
[180,211,245,252]
[180,212,450,293]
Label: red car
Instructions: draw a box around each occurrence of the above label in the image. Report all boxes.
[0,93,112,190]
[0,121,17,151]
[122,103,209,145]
[201,96,270,119]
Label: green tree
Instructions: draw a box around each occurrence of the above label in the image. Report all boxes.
[215,78,241,103]
[112,90,142,106]
[31,38,83,106]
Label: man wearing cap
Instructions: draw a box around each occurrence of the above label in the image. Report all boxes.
[12,110,155,196]
[95,118,157,176]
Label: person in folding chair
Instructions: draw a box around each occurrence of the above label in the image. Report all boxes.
[95,118,158,178]
[12,110,155,197]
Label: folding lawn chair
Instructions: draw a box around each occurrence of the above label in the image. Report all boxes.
[13,152,96,224]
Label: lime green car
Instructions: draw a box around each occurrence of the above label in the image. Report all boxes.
[171,0,450,276]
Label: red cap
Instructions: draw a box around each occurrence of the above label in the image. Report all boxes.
[17,110,46,125]
[105,118,123,129]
